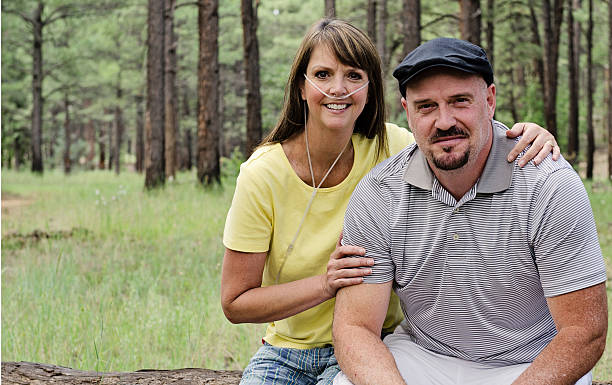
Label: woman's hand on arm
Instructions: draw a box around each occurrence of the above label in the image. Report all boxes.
[506,122,560,167]
[322,235,374,298]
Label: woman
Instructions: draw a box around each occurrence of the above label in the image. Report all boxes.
[221,19,558,385]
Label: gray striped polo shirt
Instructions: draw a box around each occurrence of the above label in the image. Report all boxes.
[343,121,606,366]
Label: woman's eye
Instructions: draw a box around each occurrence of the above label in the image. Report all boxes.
[314,71,328,79]
[348,72,363,80]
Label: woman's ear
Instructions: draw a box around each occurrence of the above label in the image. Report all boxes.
[299,80,306,101]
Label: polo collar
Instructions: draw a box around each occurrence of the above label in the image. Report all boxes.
[402,121,515,193]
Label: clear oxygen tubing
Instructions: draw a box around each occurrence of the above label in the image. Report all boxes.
[274,103,350,284]
[303,74,369,100]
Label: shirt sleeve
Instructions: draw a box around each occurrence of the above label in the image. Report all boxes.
[342,173,395,284]
[223,162,274,253]
[530,167,607,297]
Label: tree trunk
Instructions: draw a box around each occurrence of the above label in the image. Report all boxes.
[485,0,494,70]
[608,0,612,180]
[114,80,124,175]
[1,362,242,385]
[241,0,262,157]
[135,94,145,173]
[63,94,71,174]
[586,0,594,179]
[459,0,481,45]
[567,0,580,164]
[164,0,177,180]
[367,0,377,43]
[376,0,387,68]
[541,0,564,138]
[402,0,421,57]
[528,0,546,103]
[325,0,335,18]
[186,128,193,170]
[84,101,96,169]
[145,0,166,188]
[197,0,220,185]
[31,1,44,173]
[108,117,114,170]
[98,121,106,170]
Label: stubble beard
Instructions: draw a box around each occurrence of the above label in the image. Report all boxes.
[431,147,470,170]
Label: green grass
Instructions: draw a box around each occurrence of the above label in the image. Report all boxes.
[1,169,265,371]
[1,170,611,380]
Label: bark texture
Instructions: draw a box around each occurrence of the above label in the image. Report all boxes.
[586,0,594,178]
[164,0,177,180]
[31,1,44,173]
[541,0,564,138]
[145,0,166,188]
[567,0,580,164]
[459,0,481,45]
[402,0,420,57]
[197,0,220,185]
[1,362,242,385]
[325,0,335,18]
[241,0,262,158]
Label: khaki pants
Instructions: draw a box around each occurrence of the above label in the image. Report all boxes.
[333,332,592,385]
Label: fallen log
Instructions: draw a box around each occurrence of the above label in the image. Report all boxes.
[1,361,242,384]
[2,361,611,384]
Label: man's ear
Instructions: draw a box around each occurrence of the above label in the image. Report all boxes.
[401,97,410,121]
[486,84,496,120]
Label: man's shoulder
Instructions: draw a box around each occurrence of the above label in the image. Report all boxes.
[366,142,418,184]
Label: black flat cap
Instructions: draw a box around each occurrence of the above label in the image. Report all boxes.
[393,37,494,97]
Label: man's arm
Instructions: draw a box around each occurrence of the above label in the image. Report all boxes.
[512,282,608,385]
[333,281,406,385]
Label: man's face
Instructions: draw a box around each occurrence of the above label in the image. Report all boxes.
[401,69,496,171]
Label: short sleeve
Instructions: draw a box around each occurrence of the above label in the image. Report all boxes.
[223,163,274,253]
[342,174,395,283]
[531,168,606,297]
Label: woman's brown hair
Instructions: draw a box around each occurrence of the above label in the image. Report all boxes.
[260,18,387,157]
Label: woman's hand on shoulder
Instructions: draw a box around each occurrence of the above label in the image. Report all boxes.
[506,122,560,167]
[321,234,374,299]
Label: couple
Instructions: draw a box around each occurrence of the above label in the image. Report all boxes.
[221,19,607,385]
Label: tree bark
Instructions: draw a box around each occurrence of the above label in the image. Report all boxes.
[376,0,387,69]
[586,0,594,179]
[164,0,177,180]
[325,0,335,18]
[402,0,421,57]
[145,0,166,188]
[528,0,546,103]
[197,0,220,185]
[459,0,481,45]
[541,0,564,138]
[98,120,106,170]
[485,0,494,70]
[367,0,377,43]
[567,0,580,164]
[31,1,44,173]
[241,0,262,157]
[1,362,242,385]
[63,94,71,174]
[114,81,124,175]
[136,94,145,173]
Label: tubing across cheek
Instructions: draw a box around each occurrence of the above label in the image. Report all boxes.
[303,74,369,100]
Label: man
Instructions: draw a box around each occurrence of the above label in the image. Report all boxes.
[332,37,607,385]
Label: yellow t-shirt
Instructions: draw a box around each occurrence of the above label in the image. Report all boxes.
[223,123,414,349]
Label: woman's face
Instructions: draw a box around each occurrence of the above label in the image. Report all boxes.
[300,44,369,134]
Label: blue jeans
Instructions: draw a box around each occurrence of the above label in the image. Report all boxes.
[239,343,340,385]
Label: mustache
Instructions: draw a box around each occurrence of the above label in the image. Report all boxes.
[431,126,468,141]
